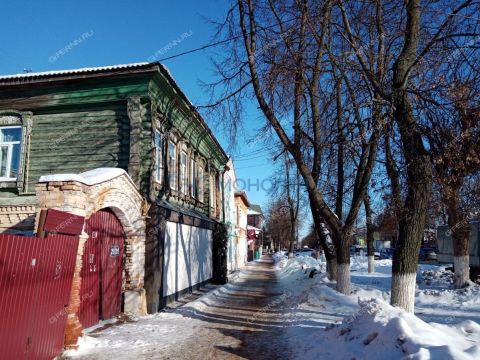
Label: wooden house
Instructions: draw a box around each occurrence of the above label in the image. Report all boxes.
[0,62,229,332]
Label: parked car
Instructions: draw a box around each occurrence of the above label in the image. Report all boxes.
[419,248,437,261]
[350,245,367,255]
[380,248,395,259]
[294,248,314,258]
[374,250,381,260]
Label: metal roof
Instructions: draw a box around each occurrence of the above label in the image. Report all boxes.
[0,62,152,82]
[234,191,250,207]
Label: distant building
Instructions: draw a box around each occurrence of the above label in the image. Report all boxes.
[234,191,250,268]
[373,228,436,250]
[247,204,264,260]
[224,159,238,273]
[248,204,264,228]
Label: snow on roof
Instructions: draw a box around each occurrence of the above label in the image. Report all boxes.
[39,168,126,186]
[247,209,262,215]
[248,204,263,215]
[0,62,151,81]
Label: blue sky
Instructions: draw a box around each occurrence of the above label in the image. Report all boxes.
[0,0,277,212]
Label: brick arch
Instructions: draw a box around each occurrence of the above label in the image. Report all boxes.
[88,187,146,236]
[35,168,147,347]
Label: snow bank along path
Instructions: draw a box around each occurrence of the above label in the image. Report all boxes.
[66,256,288,359]
[275,254,480,360]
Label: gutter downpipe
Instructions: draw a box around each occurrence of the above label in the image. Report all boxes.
[221,164,229,224]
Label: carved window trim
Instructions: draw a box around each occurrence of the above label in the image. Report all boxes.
[0,110,33,193]
[180,148,188,195]
[168,140,178,191]
[197,158,206,204]
[154,130,164,184]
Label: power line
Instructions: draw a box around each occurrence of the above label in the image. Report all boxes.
[156,17,299,63]
[233,153,273,161]
[236,162,271,170]
[233,149,274,160]
[157,35,243,62]
[233,144,281,159]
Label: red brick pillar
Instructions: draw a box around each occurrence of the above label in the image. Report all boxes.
[36,180,88,349]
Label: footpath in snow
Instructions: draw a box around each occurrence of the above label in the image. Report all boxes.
[65,256,288,360]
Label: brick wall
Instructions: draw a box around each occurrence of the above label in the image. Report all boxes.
[0,205,36,234]
[35,171,147,348]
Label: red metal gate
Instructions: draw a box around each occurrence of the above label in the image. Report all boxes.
[78,227,100,329]
[0,234,79,360]
[79,209,124,328]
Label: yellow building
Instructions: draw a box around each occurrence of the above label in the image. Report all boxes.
[234,191,250,268]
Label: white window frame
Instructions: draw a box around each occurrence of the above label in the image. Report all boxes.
[210,174,216,212]
[0,126,22,181]
[154,131,163,184]
[190,158,197,198]
[168,141,177,190]
[198,165,204,203]
[180,150,188,194]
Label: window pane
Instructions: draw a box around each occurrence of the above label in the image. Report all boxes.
[169,142,176,189]
[198,167,204,203]
[155,132,162,183]
[210,175,215,209]
[0,146,7,177]
[180,152,187,194]
[191,159,197,198]
[10,143,20,178]
[0,127,21,142]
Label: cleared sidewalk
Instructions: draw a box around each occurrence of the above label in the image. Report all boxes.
[68,256,290,360]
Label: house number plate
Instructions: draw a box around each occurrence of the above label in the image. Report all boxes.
[110,245,120,257]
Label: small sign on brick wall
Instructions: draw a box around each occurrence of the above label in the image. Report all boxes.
[110,245,120,257]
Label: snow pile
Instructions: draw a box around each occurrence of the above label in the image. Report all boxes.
[277,255,321,274]
[417,263,454,287]
[279,257,480,359]
[295,298,480,359]
[350,255,392,271]
[272,251,288,266]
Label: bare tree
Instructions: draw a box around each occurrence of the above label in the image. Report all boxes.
[364,193,376,273]
[284,153,301,258]
[205,0,380,294]
[338,0,479,311]
[426,80,480,288]
[265,198,295,251]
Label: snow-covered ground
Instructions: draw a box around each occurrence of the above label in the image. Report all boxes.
[276,254,480,359]
[64,255,480,359]
[64,260,287,359]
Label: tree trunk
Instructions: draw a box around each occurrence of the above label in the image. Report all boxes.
[390,140,431,312]
[364,195,375,273]
[368,256,375,274]
[288,240,294,259]
[335,232,351,294]
[326,258,338,282]
[337,262,350,294]
[454,255,470,288]
[308,193,337,280]
[445,187,470,288]
[391,272,417,313]
[389,0,432,313]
